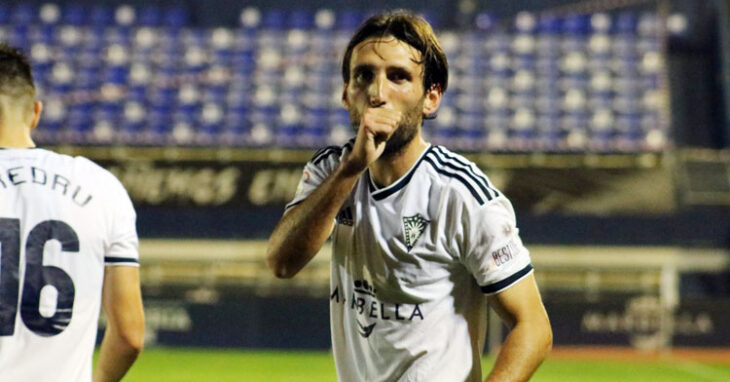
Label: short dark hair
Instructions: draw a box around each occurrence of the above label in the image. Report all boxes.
[0,43,35,102]
[341,10,449,94]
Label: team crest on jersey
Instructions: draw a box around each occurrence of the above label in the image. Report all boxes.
[402,214,429,251]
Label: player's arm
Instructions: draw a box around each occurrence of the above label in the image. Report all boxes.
[485,273,552,382]
[266,163,359,278]
[93,266,145,382]
[267,107,401,278]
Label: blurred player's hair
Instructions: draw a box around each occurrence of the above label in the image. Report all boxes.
[341,10,449,95]
[0,44,35,111]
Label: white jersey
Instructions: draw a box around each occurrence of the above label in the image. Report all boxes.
[287,142,533,382]
[0,148,139,382]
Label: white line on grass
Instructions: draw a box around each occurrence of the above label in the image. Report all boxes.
[669,360,729,382]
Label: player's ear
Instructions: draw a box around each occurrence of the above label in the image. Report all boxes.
[30,100,43,130]
[341,83,350,108]
[422,84,442,116]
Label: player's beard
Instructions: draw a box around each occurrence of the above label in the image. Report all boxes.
[349,99,424,158]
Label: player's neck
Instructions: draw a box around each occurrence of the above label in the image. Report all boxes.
[0,124,36,148]
[369,135,429,188]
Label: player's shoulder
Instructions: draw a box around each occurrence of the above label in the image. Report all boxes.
[67,153,111,177]
[308,138,354,167]
[421,145,502,207]
[47,151,127,194]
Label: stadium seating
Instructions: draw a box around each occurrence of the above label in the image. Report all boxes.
[1,4,673,152]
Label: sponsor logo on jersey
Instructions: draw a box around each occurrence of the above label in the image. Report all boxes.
[492,238,520,267]
[402,214,429,251]
[330,283,426,335]
[356,320,377,338]
[336,206,354,226]
[354,279,375,296]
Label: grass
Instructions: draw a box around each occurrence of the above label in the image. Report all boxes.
[110,347,730,382]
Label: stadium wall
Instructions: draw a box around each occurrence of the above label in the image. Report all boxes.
[99,290,730,350]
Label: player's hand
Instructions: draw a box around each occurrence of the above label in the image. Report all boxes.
[343,107,402,175]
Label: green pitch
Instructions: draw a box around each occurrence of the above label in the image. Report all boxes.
[111,348,730,382]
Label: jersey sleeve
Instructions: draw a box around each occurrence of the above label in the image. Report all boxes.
[284,144,346,213]
[103,173,139,267]
[460,197,533,295]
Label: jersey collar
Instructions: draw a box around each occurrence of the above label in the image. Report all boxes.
[368,145,433,201]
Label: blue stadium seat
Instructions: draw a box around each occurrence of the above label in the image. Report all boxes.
[314,9,335,30]
[562,14,591,35]
[288,9,315,29]
[38,3,61,25]
[138,6,162,27]
[336,10,364,30]
[457,112,487,149]
[263,9,287,29]
[514,11,537,33]
[240,7,262,29]
[119,101,147,142]
[31,24,56,45]
[615,12,638,35]
[114,5,137,27]
[37,98,66,140]
[104,27,133,46]
[418,9,442,31]
[590,13,612,34]
[163,6,189,29]
[102,65,129,85]
[0,4,10,24]
[61,4,86,26]
[198,102,225,139]
[89,118,117,145]
[90,6,114,27]
[11,4,36,25]
[76,67,100,89]
[7,24,31,47]
[474,12,496,32]
[1,3,668,152]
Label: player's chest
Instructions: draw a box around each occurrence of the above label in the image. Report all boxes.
[334,185,453,265]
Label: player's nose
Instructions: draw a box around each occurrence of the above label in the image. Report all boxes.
[367,73,387,108]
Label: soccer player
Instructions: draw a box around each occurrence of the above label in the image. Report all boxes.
[267,11,552,382]
[0,44,144,382]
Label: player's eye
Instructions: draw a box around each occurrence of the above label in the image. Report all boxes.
[353,69,373,84]
[388,69,411,83]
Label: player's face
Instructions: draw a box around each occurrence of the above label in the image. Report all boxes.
[343,37,431,156]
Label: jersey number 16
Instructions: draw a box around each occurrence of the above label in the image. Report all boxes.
[0,218,77,337]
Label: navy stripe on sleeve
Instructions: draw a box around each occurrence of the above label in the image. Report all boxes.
[433,146,500,199]
[285,199,304,210]
[104,257,139,264]
[424,156,485,205]
[312,139,354,165]
[480,264,533,294]
[427,151,493,202]
[313,146,343,165]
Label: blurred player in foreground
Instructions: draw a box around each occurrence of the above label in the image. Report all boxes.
[268,10,552,382]
[0,44,144,382]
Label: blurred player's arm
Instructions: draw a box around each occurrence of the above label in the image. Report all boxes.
[93,266,145,382]
[267,107,400,278]
[485,273,552,382]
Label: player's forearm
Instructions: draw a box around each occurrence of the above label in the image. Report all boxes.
[485,318,552,382]
[93,326,144,382]
[267,162,362,278]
